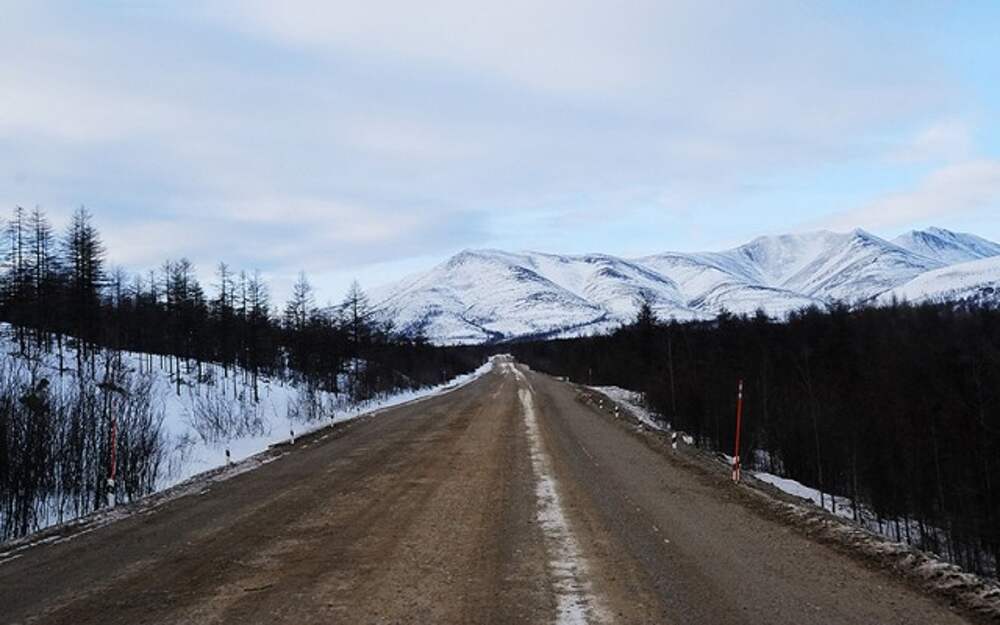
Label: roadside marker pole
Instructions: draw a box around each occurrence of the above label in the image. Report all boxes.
[99,380,127,509]
[732,379,744,483]
[108,413,117,508]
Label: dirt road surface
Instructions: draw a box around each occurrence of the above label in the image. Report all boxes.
[0,360,975,624]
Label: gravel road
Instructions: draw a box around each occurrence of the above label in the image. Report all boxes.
[0,360,975,624]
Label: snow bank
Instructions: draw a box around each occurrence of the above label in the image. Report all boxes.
[160,357,495,490]
[587,386,666,431]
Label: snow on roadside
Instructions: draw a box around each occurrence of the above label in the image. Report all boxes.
[587,386,666,431]
[587,382,985,578]
[765,486,1000,620]
[752,472,856,519]
[160,357,495,491]
[575,380,1000,617]
[590,383,903,538]
[749,469,964,567]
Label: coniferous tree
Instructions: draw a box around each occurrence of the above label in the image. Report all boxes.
[284,271,314,333]
[283,271,315,378]
[340,280,372,396]
[246,270,270,401]
[3,206,33,352]
[212,262,235,375]
[27,207,60,348]
[63,206,105,367]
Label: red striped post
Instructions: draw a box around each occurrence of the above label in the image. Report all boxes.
[732,379,744,483]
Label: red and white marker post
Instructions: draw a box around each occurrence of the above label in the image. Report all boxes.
[732,379,744,483]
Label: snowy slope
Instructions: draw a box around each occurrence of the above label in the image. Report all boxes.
[778,229,942,302]
[722,230,849,286]
[638,251,823,316]
[372,250,610,344]
[514,252,700,322]
[892,227,1000,265]
[878,255,1000,306]
[372,227,1000,343]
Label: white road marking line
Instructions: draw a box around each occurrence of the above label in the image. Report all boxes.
[515,369,610,625]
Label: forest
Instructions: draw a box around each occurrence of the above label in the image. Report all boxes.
[0,205,482,540]
[0,205,480,397]
[509,300,1000,576]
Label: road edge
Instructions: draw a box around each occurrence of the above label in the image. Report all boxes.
[575,379,1000,625]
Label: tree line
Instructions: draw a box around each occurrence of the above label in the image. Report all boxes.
[0,204,483,540]
[0,205,479,398]
[509,300,1000,576]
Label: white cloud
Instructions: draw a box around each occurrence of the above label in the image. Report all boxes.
[0,2,985,302]
[207,0,651,96]
[890,119,973,164]
[823,160,1000,231]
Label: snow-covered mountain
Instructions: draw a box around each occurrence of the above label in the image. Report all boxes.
[892,227,1000,265]
[372,250,700,344]
[878,255,1000,306]
[775,229,942,302]
[372,227,1000,344]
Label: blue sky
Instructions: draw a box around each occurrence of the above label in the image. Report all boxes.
[2,2,1000,304]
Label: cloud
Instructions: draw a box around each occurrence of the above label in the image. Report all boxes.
[890,119,973,164]
[822,160,1000,232]
[206,0,651,96]
[0,2,985,301]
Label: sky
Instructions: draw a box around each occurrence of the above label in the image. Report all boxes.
[3,1,1000,305]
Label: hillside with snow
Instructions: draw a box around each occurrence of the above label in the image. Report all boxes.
[892,227,1000,265]
[372,227,1000,343]
[879,255,1000,306]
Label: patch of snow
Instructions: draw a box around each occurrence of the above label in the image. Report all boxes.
[762,484,1000,619]
[512,364,607,624]
[752,472,856,519]
[749,469,966,566]
[588,386,665,431]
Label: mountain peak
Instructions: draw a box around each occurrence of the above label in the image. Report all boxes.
[892,227,1000,265]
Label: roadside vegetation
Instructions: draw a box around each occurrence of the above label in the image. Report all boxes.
[0,205,481,540]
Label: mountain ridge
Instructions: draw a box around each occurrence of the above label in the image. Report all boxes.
[371,227,1000,344]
